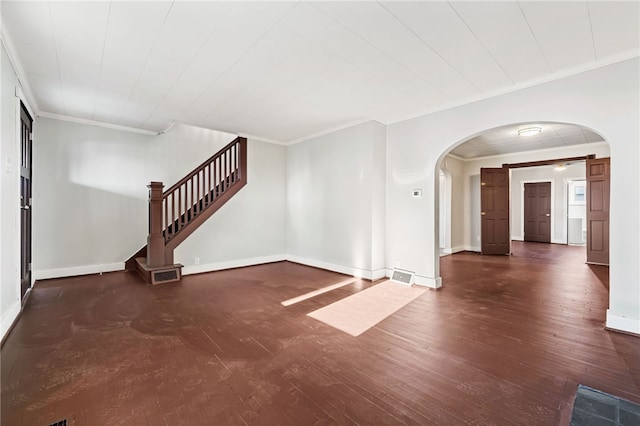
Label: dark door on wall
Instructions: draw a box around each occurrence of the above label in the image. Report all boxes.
[20,102,33,299]
[586,157,610,265]
[481,167,510,255]
[524,182,551,243]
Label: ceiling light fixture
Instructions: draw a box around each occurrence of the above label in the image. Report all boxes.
[517,127,542,137]
[555,163,567,171]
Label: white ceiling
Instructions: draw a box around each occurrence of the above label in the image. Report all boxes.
[2,1,639,146]
[449,123,605,159]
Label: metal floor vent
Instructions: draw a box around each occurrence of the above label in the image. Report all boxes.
[48,420,67,426]
[152,269,179,284]
[391,268,415,285]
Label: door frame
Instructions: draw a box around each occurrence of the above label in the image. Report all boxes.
[563,176,586,244]
[19,102,33,301]
[439,168,452,254]
[519,179,554,243]
[16,88,36,301]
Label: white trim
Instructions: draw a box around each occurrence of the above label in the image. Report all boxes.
[511,235,524,241]
[33,262,124,280]
[238,132,287,146]
[414,275,442,289]
[453,141,608,163]
[0,300,21,342]
[450,246,467,254]
[389,50,640,128]
[38,112,159,136]
[1,15,39,115]
[287,255,382,280]
[182,254,286,275]
[287,119,381,146]
[445,153,465,162]
[387,268,442,289]
[15,87,35,119]
[606,310,640,335]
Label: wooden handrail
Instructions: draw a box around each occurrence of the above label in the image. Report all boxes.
[146,137,248,266]
[163,137,242,196]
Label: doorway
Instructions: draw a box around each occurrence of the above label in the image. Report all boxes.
[524,182,551,243]
[567,179,586,245]
[20,102,33,300]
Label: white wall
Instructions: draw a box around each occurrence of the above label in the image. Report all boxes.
[440,155,465,252]
[510,163,586,244]
[287,121,386,279]
[32,118,287,279]
[176,139,287,273]
[387,58,640,333]
[0,40,23,338]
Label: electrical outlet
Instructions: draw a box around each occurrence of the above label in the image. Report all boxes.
[194,257,200,265]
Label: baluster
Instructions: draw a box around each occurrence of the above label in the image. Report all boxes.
[178,185,183,230]
[171,191,175,239]
[164,195,168,238]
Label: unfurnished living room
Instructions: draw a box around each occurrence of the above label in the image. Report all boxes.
[1,1,639,425]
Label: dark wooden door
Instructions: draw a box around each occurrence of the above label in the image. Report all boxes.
[20,103,33,299]
[481,167,510,255]
[586,157,610,265]
[524,182,551,243]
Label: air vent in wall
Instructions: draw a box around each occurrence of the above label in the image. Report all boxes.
[391,268,415,285]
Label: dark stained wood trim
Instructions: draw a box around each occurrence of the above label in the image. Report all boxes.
[503,154,595,169]
[125,246,147,270]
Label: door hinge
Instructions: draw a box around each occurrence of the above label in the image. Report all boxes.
[28,263,32,271]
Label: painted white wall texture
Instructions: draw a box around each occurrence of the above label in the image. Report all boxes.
[32,118,287,278]
[0,43,24,338]
[387,58,639,333]
[287,121,386,279]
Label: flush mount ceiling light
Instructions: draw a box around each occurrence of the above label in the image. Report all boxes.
[555,163,567,171]
[517,127,542,137]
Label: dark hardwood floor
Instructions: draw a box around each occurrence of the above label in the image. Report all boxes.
[2,242,638,425]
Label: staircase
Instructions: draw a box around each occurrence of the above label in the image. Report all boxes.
[127,136,247,284]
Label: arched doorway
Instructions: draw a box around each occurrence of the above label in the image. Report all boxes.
[435,121,610,279]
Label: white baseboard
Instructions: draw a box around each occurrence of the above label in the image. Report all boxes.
[606,310,640,335]
[384,268,442,289]
[414,275,442,289]
[33,262,125,281]
[1,300,21,342]
[287,255,382,280]
[182,255,286,275]
[450,246,466,254]
[511,235,524,241]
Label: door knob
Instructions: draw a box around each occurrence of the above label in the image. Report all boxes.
[21,205,30,210]
[546,213,550,216]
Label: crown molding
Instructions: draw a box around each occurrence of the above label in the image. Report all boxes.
[0,14,40,115]
[39,111,160,136]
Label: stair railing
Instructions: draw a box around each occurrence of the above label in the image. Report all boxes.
[146,137,247,267]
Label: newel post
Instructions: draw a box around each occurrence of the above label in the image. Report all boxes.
[147,181,165,268]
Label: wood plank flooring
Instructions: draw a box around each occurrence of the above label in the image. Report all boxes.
[2,242,639,425]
